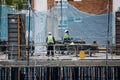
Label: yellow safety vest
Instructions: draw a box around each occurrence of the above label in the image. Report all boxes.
[64,33,69,39]
[47,35,54,43]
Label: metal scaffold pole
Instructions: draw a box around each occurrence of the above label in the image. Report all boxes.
[106,0,110,80]
[27,0,31,80]
[61,0,63,40]
[27,0,31,66]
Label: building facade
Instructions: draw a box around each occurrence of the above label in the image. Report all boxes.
[47,0,112,14]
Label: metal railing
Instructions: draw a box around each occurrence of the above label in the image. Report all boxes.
[0,43,120,60]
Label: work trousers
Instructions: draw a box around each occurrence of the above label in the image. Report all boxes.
[64,38,70,43]
[47,44,54,56]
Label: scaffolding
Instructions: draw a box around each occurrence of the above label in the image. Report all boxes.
[0,0,120,80]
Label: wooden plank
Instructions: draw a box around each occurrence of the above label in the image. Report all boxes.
[17,15,20,59]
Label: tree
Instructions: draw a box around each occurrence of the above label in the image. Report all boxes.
[5,0,27,10]
[5,0,13,5]
[0,0,2,5]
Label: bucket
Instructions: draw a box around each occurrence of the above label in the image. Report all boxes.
[79,50,85,58]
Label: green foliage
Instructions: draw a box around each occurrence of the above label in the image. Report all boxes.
[0,0,2,5]
[4,0,27,10]
[5,0,13,5]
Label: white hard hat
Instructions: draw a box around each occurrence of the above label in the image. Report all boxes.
[48,32,52,34]
[65,30,68,32]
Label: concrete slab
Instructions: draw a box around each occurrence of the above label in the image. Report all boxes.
[0,52,120,60]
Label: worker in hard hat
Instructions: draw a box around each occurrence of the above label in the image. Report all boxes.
[46,32,55,57]
[61,30,70,55]
[63,30,70,43]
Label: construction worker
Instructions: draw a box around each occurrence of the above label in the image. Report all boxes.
[61,30,70,55]
[64,30,70,43]
[46,32,55,57]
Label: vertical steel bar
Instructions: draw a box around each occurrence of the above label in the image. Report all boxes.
[103,67,105,80]
[0,67,2,80]
[27,0,31,66]
[81,67,83,80]
[78,67,80,80]
[106,0,110,79]
[70,67,72,80]
[27,0,31,79]
[52,6,54,36]
[60,67,62,80]
[92,67,95,80]
[50,67,51,80]
[41,67,43,80]
[18,68,20,80]
[85,67,87,80]
[0,67,1,80]
[10,67,11,80]
[5,68,6,80]
[28,67,30,80]
[60,0,63,39]
[113,67,114,80]
[1,68,4,80]
[42,67,43,80]
[116,67,118,80]
[98,67,100,80]
[101,67,103,80]
[39,67,41,80]
[88,67,91,80]
[34,67,35,80]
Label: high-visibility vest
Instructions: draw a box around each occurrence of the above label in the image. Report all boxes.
[47,35,54,43]
[64,33,69,39]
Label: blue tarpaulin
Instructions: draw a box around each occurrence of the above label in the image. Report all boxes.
[0,5,33,41]
[0,3,113,45]
[56,4,112,44]
[0,5,15,40]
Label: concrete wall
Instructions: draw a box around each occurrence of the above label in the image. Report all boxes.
[34,0,47,11]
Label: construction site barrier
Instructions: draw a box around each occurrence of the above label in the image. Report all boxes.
[0,43,120,60]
